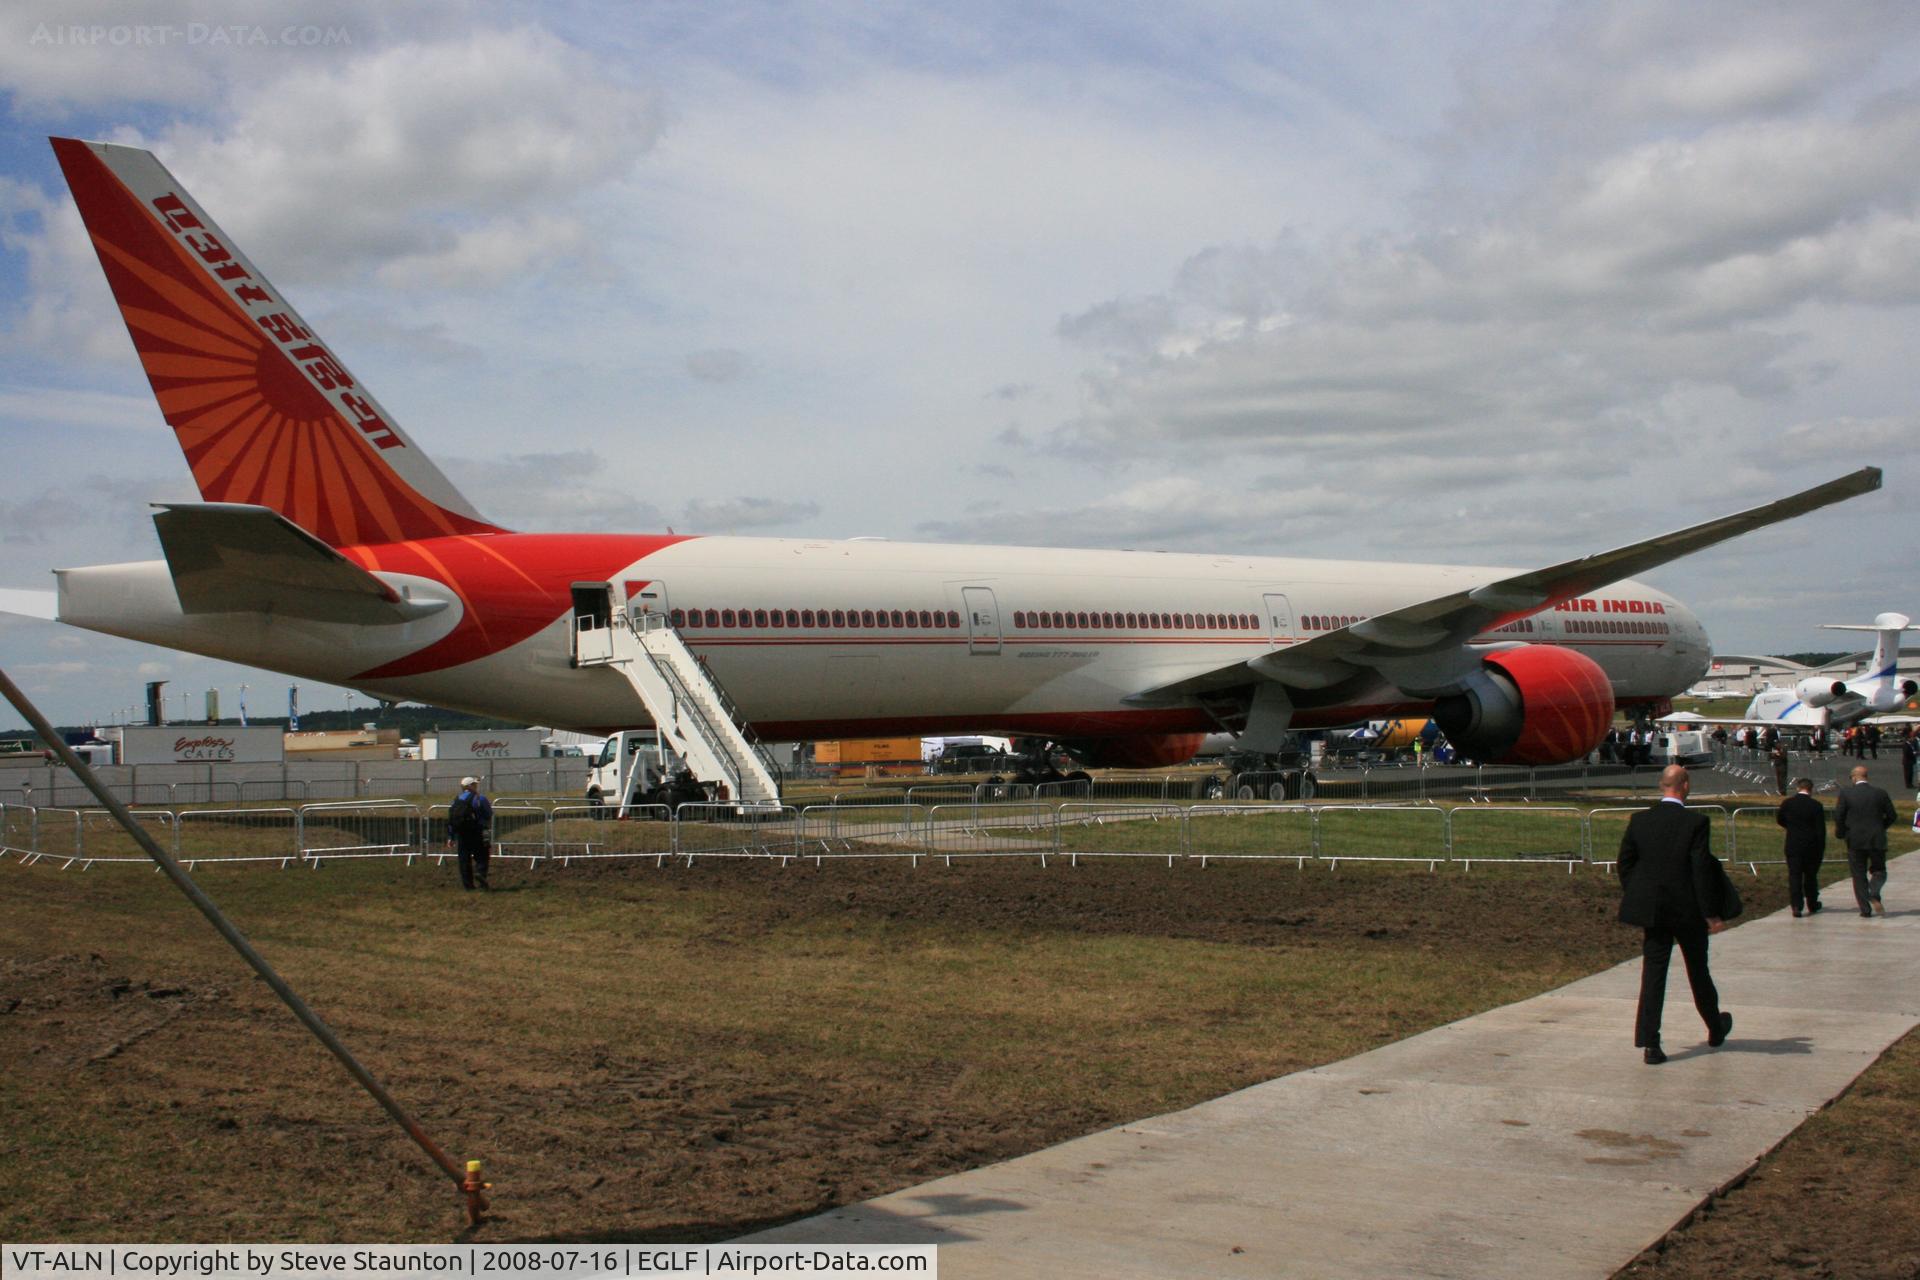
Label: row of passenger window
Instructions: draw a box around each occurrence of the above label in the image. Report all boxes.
[1568,618,1669,636]
[672,606,962,630]
[1013,609,1259,631]
[1302,613,1366,630]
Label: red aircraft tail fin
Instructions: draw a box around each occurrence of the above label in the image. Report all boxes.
[51,136,501,548]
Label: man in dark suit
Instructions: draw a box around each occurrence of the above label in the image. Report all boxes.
[1833,764,1898,916]
[1775,777,1826,917]
[1619,765,1733,1064]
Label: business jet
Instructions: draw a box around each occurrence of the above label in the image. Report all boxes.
[0,137,1884,783]
[1734,613,1917,730]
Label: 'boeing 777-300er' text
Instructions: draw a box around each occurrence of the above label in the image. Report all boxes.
[0,138,1884,793]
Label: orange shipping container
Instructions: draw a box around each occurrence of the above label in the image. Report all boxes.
[813,738,923,765]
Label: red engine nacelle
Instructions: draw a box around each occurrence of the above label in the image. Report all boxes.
[1074,732,1208,770]
[1430,644,1615,765]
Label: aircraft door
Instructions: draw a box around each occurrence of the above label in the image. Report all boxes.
[962,586,1002,655]
[626,580,670,622]
[571,582,615,665]
[1262,593,1296,646]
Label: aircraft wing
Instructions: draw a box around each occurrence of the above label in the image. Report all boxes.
[152,503,450,625]
[1129,467,1882,704]
[0,588,58,620]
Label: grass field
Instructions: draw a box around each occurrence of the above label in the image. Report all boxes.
[1,835,1914,1272]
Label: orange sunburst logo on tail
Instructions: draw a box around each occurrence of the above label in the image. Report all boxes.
[52,137,500,548]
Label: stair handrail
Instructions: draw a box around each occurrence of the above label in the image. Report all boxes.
[623,611,783,798]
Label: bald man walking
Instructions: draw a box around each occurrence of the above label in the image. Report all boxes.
[1834,764,1897,916]
[1618,765,1734,1065]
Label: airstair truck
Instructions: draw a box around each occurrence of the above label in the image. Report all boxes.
[584,730,711,815]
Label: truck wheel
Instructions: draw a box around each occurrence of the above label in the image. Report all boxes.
[586,789,607,821]
[1235,784,1256,801]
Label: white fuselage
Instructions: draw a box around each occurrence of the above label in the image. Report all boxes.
[56,535,1712,739]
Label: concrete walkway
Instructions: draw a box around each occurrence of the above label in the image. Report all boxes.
[748,850,1920,1278]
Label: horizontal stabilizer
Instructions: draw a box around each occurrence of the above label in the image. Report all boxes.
[152,503,450,625]
[0,587,58,620]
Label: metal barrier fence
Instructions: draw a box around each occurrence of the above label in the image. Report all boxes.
[177,807,301,866]
[0,758,592,809]
[300,801,425,865]
[0,796,1822,871]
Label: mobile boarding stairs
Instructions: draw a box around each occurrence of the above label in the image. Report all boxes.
[571,607,783,810]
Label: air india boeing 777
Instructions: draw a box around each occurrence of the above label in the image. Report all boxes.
[0,138,1883,776]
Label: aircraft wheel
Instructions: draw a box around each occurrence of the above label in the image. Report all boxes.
[1235,784,1257,801]
[1267,782,1287,802]
[1291,772,1318,801]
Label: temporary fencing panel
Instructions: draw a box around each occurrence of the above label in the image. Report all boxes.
[79,808,175,864]
[903,785,975,807]
[1305,772,1364,802]
[546,804,675,863]
[1184,805,1315,864]
[1357,769,1431,803]
[1689,804,1733,857]
[1584,807,1643,863]
[1447,805,1585,863]
[1056,803,1187,864]
[1729,806,1787,868]
[925,802,1055,863]
[1081,777,1181,804]
[489,804,551,863]
[1312,805,1450,863]
[799,804,927,860]
[0,802,22,853]
[673,804,801,860]
[300,801,423,863]
[176,807,301,865]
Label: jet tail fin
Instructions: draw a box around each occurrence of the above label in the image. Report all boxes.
[1821,612,1913,681]
[50,136,502,549]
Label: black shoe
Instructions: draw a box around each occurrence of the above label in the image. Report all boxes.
[1709,1013,1732,1048]
[1809,901,1823,914]
[1792,910,1804,918]
[1862,910,1876,918]
[1643,1045,1667,1065]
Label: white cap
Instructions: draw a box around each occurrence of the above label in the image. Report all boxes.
[461,776,479,789]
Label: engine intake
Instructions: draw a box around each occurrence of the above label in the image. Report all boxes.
[1431,645,1616,765]
[1794,676,1850,708]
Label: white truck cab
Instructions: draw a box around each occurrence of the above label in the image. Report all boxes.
[586,730,713,813]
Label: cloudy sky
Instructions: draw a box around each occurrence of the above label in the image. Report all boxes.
[1,0,1916,729]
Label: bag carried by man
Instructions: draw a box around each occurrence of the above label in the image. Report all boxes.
[1707,855,1743,920]
[449,793,480,836]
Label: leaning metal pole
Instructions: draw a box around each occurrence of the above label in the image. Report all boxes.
[0,665,485,1221]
